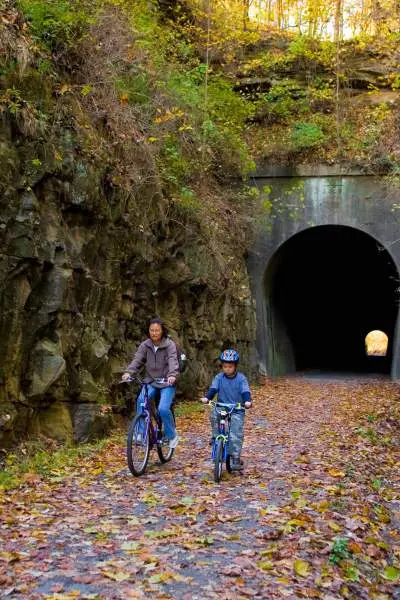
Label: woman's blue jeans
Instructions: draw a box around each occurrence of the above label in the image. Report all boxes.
[136,384,176,440]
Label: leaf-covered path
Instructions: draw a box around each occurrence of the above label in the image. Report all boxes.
[1,377,400,599]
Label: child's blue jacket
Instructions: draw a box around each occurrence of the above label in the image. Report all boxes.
[205,372,251,405]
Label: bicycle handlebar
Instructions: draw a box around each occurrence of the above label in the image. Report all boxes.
[207,400,245,411]
[120,374,145,385]
[120,375,168,386]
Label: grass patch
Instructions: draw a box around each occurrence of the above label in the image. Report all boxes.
[0,434,119,491]
[175,401,203,417]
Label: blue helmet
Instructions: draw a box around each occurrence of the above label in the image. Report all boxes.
[219,349,239,363]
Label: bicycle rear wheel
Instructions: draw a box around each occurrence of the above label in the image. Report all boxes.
[157,442,174,463]
[226,454,232,473]
[127,415,150,476]
[156,409,175,463]
[214,439,224,483]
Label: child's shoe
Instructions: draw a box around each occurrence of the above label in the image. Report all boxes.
[231,456,244,471]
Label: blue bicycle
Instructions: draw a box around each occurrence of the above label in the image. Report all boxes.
[123,375,175,476]
[208,401,244,483]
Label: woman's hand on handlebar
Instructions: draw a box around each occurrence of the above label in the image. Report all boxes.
[121,372,131,382]
[167,376,176,385]
[201,397,209,404]
[244,401,252,408]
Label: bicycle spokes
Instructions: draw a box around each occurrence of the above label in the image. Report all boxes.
[127,415,150,476]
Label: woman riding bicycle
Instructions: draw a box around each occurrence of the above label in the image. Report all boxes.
[121,318,180,449]
[201,349,252,471]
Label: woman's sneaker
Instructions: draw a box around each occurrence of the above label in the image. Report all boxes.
[169,434,179,449]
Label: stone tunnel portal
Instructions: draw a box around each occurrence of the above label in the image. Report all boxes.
[264,225,399,375]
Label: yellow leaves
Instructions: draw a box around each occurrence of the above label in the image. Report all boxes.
[102,569,131,581]
[148,571,192,584]
[374,505,391,523]
[217,513,242,523]
[381,565,400,581]
[327,520,342,532]
[257,560,274,571]
[141,491,160,506]
[294,558,311,577]
[44,591,81,599]
[328,468,346,478]
[315,499,330,512]
[154,107,185,123]
[120,93,129,105]
[58,83,72,96]
[81,84,93,97]
[0,551,21,563]
[144,529,177,539]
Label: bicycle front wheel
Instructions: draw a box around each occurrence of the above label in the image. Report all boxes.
[127,415,150,476]
[214,439,224,483]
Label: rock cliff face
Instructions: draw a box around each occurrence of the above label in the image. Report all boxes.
[0,108,256,448]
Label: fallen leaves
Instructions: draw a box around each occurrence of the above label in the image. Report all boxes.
[0,377,399,598]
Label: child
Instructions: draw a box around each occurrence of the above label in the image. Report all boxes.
[201,349,252,471]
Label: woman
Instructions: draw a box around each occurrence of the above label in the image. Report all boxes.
[121,318,179,448]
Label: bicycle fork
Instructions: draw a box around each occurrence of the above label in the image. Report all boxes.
[212,419,230,461]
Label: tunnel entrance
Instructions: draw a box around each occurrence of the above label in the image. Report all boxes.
[264,225,399,376]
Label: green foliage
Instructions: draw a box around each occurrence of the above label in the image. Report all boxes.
[329,538,352,564]
[0,436,113,490]
[256,79,307,123]
[289,122,325,150]
[173,186,202,214]
[17,0,95,51]
[158,136,191,187]
[115,70,150,105]
[287,36,335,68]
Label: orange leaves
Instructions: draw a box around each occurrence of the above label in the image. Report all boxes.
[1,377,399,597]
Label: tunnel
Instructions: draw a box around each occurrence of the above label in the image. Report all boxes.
[263,225,400,376]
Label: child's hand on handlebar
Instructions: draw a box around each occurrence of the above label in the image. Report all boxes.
[121,372,131,381]
[244,401,252,408]
[201,397,209,404]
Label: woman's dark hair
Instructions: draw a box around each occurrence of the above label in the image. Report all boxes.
[148,318,168,338]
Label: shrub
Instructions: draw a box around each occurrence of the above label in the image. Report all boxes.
[289,122,325,150]
[17,0,94,51]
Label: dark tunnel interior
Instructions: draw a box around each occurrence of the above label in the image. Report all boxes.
[265,225,399,374]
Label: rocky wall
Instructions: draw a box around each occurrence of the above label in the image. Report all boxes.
[0,120,256,447]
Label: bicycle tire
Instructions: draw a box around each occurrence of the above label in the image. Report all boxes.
[214,439,224,483]
[226,454,232,473]
[157,442,174,463]
[127,415,150,476]
[156,407,175,464]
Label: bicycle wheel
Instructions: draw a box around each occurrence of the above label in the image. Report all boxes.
[157,441,174,463]
[156,409,175,464]
[226,454,232,473]
[214,439,224,483]
[127,415,150,476]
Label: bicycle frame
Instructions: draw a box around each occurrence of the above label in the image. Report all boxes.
[124,376,162,448]
[211,402,243,461]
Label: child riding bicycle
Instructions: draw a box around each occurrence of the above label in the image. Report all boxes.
[201,349,252,471]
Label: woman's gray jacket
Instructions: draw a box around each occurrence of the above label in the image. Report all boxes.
[126,337,179,388]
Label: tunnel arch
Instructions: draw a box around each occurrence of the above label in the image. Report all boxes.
[263,225,400,376]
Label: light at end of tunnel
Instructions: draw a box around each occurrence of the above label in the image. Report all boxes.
[365,330,388,357]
